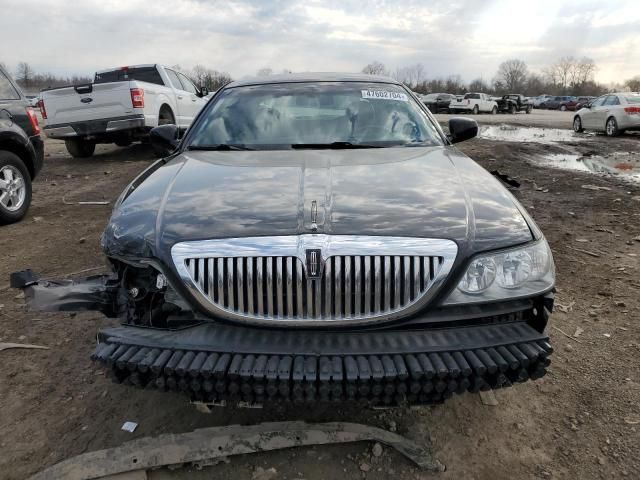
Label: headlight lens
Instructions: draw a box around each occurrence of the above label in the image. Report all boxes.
[444,240,554,304]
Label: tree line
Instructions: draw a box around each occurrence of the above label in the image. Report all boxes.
[362,58,639,97]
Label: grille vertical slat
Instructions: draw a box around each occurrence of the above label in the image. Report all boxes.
[413,256,420,301]
[364,256,372,316]
[276,257,284,317]
[324,258,332,317]
[185,253,443,321]
[374,256,381,312]
[335,256,343,316]
[296,260,303,317]
[246,258,254,314]
[256,259,264,315]
[403,256,411,306]
[344,256,352,318]
[266,258,274,316]
[383,256,391,311]
[227,258,235,310]
[354,256,362,316]
[286,257,293,318]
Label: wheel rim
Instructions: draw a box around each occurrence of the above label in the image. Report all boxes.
[607,119,615,135]
[0,165,26,212]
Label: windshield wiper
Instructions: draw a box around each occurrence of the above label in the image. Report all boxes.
[290,141,383,150]
[187,144,254,151]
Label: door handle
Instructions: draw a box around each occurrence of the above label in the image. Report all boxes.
[192,98,197,102]
[177,95,183,100]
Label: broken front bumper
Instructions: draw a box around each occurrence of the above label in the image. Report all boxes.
[92,319,553,407]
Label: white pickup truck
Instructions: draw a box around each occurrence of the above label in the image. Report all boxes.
[448,93,498,114]
[39,64,209,157]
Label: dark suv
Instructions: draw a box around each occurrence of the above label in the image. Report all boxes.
[0,65,44,224]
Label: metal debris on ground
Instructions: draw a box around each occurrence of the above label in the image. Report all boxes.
[581,185,611,191]
[121,422,138,433]
[0,343,49,352]
[29,421,444,479]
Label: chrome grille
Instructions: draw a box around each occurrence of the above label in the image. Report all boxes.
[184,255,444,320]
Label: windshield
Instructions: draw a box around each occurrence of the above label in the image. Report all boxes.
[187,82,444,150]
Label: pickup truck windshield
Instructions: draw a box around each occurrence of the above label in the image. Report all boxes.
[187,82,444,149]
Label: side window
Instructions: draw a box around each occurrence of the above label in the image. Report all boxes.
[590,96,607,107]
[0,71,20,100]
[165,70,183,90]
[177,73,198,95]
[604,95,620,106]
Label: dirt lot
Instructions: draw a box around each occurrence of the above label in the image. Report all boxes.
[1,112,639,480]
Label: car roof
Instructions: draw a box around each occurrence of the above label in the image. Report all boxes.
[225,72,400,88]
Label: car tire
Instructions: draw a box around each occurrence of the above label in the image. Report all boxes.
[65,139,96,158]
[491,106,497,115]
[573,116,584,133]
[509,104,516,114]
[560,105,567,111]
[472,105,479,115]
[0,151,32,225]
[526,106,532,114]
[605,117,619,137]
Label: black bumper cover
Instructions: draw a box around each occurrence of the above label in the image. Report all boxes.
[92,320,553,406]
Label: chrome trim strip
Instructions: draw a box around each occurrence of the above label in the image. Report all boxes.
[171,235,458,327]
[105,117,145,132]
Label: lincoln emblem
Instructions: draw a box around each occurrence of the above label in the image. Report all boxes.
[305,248,322,279]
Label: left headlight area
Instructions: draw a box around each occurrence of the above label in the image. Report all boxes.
[443,239,555,305]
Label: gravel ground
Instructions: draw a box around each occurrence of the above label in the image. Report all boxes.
[0,111,639,479]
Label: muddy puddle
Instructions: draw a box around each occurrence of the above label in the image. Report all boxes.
[530,151,640,183]
[480,125,590,143]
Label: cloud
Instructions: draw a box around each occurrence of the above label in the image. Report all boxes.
[1,0,638,83]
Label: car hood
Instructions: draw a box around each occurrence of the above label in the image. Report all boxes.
[102,147,534,267]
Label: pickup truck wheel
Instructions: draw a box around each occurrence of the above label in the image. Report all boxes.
[526,106,532,114]
[509,104,516,114]
[65,139,96,158]
[491,106,497,115]
[0,151,32,224]
[472,105,479,115]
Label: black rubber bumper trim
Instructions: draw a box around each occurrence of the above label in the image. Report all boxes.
[92,322,553,406]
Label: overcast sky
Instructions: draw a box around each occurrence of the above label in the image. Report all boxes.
[2,0,638,83]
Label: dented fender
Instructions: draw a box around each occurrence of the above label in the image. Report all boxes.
[10,270,124,318]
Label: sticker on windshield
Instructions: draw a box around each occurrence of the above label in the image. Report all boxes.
[361,90,408,102]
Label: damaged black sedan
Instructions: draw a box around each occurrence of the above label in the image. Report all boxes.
[13,73,555,407]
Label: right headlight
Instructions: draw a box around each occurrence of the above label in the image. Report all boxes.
[443,239,555,305]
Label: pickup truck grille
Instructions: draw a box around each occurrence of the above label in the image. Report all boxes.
[172,235,457,326]
[184,255,443,321]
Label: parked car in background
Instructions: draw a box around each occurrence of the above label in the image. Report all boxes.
[0,65,44,224]
[541,96,576,110]
[495,94,532,114]
[573,92,640,136]
[449,92,498,114]
[15,73,556,408]
[531,95,553,108]
[558,96,593,111]
[39,64,209,158]
[572,96,595,111]
[422,93,455,113]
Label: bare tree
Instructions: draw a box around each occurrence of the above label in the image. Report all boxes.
[625,76,640,91]
[16,62,34,89]
[468,78,489,93]
[256,67,273,77]
[362,61,388,76]
[495,59,528,92]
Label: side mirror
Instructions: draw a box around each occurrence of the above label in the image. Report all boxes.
[448,117,478,144]
[198,86,209,97]
[150,124,180,157]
